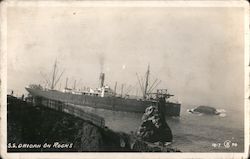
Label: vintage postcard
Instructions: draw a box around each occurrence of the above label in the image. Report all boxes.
[0,0,249,159]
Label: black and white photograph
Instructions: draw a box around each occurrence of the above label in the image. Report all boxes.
[0,1,249,159]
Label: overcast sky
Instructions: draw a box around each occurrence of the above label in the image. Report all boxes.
[7,6,245,108]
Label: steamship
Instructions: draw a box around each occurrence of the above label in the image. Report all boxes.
[25,62,181,116]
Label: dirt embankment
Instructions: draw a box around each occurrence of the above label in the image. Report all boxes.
[7,95,180,152]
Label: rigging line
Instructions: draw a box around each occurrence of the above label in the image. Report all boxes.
[136,73,144,94]
[147,78,158,93]
[124,85,133,94]
[124,85,130,94]
[55,69,64,85]
[148,70,160,86]
[140,75,145,94]
[148,80,161,94]
[126,80,140,95]
[40,72,51,87]
[54,69,65,88]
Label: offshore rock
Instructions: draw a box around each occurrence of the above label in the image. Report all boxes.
[190,105,220,115]
[137,105,173,143]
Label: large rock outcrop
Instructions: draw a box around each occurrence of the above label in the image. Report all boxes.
[137,102,173,143]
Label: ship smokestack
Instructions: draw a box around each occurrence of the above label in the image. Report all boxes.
[99,73,105,88]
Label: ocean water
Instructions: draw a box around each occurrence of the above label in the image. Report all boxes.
[77,104,244,152]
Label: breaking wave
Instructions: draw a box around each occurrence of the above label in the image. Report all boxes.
[216,109,226,113]
[217,109,226,117]
[219,113,226,117]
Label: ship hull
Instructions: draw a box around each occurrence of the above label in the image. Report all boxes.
[26,88,181,116]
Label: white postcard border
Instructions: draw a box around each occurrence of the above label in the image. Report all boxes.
[0,1,249,159]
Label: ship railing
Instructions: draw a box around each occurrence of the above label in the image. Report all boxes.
[63,102,105,128]
[41,98,105,128]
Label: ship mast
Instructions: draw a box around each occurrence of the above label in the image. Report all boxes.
[51,60,57,90]
[65,77,68,89]
[73,80,76,90]
[50,59,64,90]
[114,81,117,96]
[121,84,124,97]
[136,64,160,99]
[143,64,150,99]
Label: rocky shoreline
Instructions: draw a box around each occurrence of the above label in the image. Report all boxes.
[7,95,180,152]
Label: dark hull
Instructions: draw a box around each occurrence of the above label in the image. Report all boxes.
[26,88,181,116]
